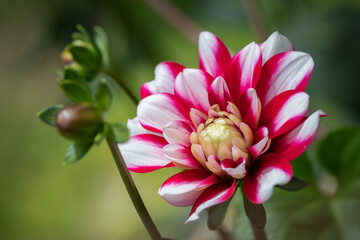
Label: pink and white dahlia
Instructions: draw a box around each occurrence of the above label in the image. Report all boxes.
[119,31,324,222]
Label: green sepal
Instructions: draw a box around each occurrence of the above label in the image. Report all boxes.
[277,176,309,192]
[207,198,232,230]
[93,26,110,68]
[63,67,85,82]
[109,122,130,143]
[63,140,93,164]
[68,40,100,68]
[37,104,64,126]
[72,24,91,42]
[94,78,112,111]
[58,79,92,103]
[242,188,266,230]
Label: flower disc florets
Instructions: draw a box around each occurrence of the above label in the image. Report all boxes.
[119,31,325,223]
[190,103,253,178]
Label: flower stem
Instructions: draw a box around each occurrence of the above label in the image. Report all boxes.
[251,223,267,240]
[143,0,202,45]
[104,68,140,106]
[217,226,234,240]
[106,135,162,240]
[242,0,269,41]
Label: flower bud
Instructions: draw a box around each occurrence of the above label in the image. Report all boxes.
[55,102,103,142]
[61,39,102,82]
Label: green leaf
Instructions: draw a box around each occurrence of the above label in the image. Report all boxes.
[277,176,309,192]
[207,198,232,230]
[37,104,63,126]
[94,79,112,111]
[291,151,316,185]
[234,178,360,240]
[93,26,110,68]
[58,79,92,103]
[317,127,360,182]
[110,122,129,143]
[242,192,267,230]
[341,131,360,181]
[69,41,99,68]
[63,67,85,83]
[64,141,93,164]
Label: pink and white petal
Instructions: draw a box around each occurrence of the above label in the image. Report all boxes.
[190,108,208,129]
[159,169,219,207]
[186,179,236,223]
[198,31,232,78]
[137,93,190,134]
[239,88,261,132]
[259,90,309,138]
[163,144,203,169]
[253,126,269,143]
[256,51,314,106]
[118,134,173,173]
[208,76,233,110]
[226,42,262,103]
[244,153,293,204]
[140,81,157,99]
[140,61,185,98]
[163,120,193,146]
[247,136,270,160]
[271,110,324,161]
[260,32,294,64]
[127,117,161,137]
[220,158,247,179]
[175,69,212,113]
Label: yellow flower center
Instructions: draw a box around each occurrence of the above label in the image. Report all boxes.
[189,103,255,178]
[198,118,245,159]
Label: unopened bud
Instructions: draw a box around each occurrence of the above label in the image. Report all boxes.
[61,46,74,65]
[55,102,103,142]
[61,39,101,82]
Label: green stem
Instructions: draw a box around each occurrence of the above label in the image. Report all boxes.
[217,226,234,240]
[242,0,269,41]
[106,135,162,240]
[251,223,267,240]
[104,68,139,106]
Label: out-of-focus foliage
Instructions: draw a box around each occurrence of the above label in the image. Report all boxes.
[235,127,360,240]
[0,0,359,239]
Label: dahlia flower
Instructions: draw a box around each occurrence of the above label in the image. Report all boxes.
[119,31,324,223]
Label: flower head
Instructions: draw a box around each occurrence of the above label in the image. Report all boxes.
[119,32,324,222]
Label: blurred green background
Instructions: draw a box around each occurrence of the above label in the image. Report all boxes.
[1,0,360,239]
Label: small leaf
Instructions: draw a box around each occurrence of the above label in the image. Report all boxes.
[110,122,129,143]
[37,104,63,126]
[69,41,99,68]
[94,26,110,68]
[207,198,232,230]
[277,176,309,192]
[63,67,85,83]
[243,192,266,230]
[94,79,112,111]
[58,79,92,103]
[64,141,93,164]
